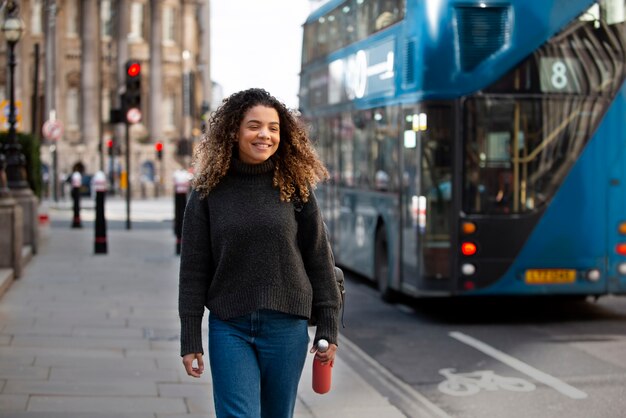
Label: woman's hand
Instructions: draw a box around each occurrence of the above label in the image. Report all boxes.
[182,353,204,378]
[310,342,338,366]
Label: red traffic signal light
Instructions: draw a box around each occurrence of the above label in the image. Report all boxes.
[124,60,142,112]
[127,62,141,77]
[155,141,163,160]
[106,139,113,148]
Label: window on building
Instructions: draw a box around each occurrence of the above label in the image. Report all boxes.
[101,0,113,39]
[31,0,43,35]
[129,2,144,41]
[164,95,176,129]
[163,6,176,44]
[66,0,78,37]
[102,89,110,123]
[67,88,79,129]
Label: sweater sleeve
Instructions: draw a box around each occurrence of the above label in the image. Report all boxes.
[178,190,213,356]
[298,192,341,346]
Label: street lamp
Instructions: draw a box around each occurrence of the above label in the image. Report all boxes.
[2,10,26,189]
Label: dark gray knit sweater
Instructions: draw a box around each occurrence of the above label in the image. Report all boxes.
[178,158,340,356]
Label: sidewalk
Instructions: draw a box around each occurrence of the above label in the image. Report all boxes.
[0,199,414,418]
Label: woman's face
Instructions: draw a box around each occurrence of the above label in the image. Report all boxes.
[236,105,280,165]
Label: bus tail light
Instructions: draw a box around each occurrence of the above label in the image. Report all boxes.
[585,269,601,282]
[461,242,477,256]
[461,263,476,275]
[461,222,476,235]
[619,222,626,235]
[616,243,626,256]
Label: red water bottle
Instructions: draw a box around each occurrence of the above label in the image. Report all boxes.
[312,339,333,394]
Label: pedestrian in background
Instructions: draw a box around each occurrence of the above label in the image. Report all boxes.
[178,88,341,418]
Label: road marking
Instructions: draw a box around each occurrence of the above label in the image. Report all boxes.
[340,335,452,417]
[437,368,535,396]
[449,331,588,399]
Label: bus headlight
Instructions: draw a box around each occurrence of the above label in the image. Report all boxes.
[461,263,476,275]
[585,269,601,282]
[618,263,626,276]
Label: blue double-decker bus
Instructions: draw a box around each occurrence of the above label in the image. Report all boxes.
[299,0,626,300]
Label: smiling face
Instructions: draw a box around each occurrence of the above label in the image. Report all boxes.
[236,105,281,165]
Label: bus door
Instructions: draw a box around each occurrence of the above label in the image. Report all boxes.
[400,104,454,293]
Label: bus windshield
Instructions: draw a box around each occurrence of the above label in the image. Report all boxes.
[462,5,624,215]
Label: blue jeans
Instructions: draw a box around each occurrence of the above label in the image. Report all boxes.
[208,309,309,418]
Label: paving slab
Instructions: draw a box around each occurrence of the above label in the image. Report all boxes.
[27,395,187,414]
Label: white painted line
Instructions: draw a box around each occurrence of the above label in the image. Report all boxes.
[340,335,452,418]
[449,331,588,400]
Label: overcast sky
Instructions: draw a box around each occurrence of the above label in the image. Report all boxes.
[210,0,317,108]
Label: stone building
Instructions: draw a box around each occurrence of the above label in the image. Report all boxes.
[0,0,211,197]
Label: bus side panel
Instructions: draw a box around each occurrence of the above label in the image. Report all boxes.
[337,188,376,278]
[607,89,626,294]
[471,94,626,296]
[335,188,400,284]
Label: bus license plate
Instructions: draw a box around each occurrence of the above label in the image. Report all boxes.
[525,269,576,284]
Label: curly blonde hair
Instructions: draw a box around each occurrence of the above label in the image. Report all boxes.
[192,88,328,202]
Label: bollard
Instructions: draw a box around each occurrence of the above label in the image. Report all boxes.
[71,171,82,228]
[173,170,190,255]
[93,171,108,254]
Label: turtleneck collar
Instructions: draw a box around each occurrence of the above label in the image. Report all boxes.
[230,157,275,176]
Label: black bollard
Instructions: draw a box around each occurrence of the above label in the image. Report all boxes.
[93,171,108,254]
[71,171,82,228]
[173,170,190,255]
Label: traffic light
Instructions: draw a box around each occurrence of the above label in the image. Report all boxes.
[107,139,114,157]
[155,141,163,161]
[124,60,141,111]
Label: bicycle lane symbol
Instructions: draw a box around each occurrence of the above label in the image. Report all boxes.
[440,331,587,399]
[438,368,536,396]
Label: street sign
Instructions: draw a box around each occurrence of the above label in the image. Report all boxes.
[0,99,23,132]
[126,107,141,124]
[42,119,64,141]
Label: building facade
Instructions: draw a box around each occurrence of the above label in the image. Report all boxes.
[0,0,211,197]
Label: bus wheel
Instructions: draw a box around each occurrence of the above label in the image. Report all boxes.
[375,227,396,303]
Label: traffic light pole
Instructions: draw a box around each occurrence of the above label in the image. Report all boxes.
[125,120,131,230]
[122,59,141,231]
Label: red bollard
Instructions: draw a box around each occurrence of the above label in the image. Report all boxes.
[93,171,108,254]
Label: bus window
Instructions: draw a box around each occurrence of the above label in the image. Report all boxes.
[317,16,329,56]
[340,112,356,187]
[355,0,373,40]
[373,0,403,31]
[302,23,316,64]
[463,97,605,214]
[342,2,357,46]
[371,107,400,192]
[326,9,342,52]
[339,108,400,191]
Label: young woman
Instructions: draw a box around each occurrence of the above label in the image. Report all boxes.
[179,88,341,417]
